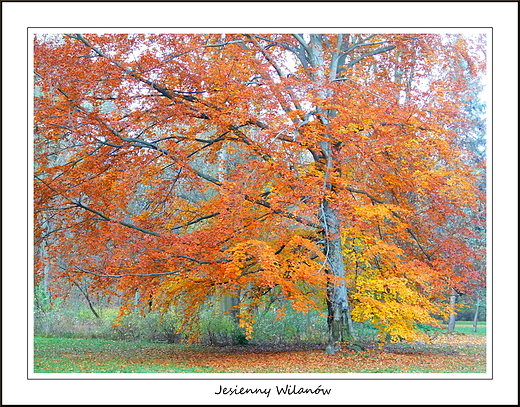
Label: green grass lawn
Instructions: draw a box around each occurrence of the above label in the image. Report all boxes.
[34,330,487,374]
[448,321,487,336]
[33,337,216,373]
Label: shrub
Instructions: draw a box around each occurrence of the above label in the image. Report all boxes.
[249,306,328,345]
[34,302,114,339]
[198,311,243,345]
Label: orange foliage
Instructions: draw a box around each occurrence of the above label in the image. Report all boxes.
[34,33,486,343]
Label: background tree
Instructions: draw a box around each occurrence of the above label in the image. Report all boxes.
[34,33,486,348]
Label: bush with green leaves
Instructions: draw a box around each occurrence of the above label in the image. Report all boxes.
[34,296,393,346]
[248,306,328,345]
[197,311,244,345]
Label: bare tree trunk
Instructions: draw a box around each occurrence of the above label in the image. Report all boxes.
[305,34,357,350]
[220,292,240,323]
[447,290,458,333]
[321,199,356,347]
[473,297,481,333]
[40,217,53,310]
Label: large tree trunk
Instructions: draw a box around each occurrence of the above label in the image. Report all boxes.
[321,199,356,346]
[307,34,357,348]
[220,292,240,323]
[447,290,458,333]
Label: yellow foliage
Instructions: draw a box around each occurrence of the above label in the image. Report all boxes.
[348,247,450,343]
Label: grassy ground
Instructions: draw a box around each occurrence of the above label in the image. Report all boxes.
[34,326,486,374]
[449,320,486,336]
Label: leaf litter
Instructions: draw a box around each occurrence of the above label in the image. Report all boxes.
[34,334,486,373]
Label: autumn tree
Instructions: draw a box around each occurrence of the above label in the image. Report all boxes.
[34,33,486,347]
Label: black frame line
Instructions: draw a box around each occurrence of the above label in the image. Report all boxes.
[28,26,492,381]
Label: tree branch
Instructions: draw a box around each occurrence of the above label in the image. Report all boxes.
[345,186,386,204]
[347,45,396,68]
[245,194,318,229]
[172,212,220,231]
[119,136,170,154]
[204,39,243,48]
[36,175,162,237]
[332,77,398,105]
[190,167,222,185]
[74,265,184,278]
[74,201,162,237]
[406,228,433,261]
[292,34,317,67]
[344,186,432,260]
